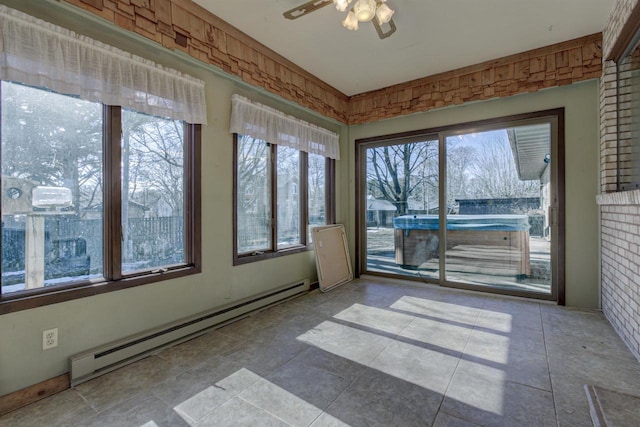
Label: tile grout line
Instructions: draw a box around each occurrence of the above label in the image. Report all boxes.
[186,291,332,425]
[68,388,100,421]
[174,367,267,425]
[539,303,561,427]
[392,313,455,427]
[74,385,151,416]
[429,296,487,426]
[236,393,297,427]
[70,388,99,414]
[305,296,420,426]
[305,365,367,427]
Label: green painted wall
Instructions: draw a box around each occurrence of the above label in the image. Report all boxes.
[0,0,600,397]
[0,0,345,396]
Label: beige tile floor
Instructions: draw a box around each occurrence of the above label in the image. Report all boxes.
[2,278,640,426]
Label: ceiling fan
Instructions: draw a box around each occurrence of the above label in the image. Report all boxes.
[284,0,397,40]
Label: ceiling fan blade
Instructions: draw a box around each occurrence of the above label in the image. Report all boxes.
[284,0,332,20]
[372,17,397,39]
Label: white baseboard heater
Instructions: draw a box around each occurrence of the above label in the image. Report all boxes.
[70,279,310,386]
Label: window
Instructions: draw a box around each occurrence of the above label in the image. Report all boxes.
[1,82,104,291]
[276,146,301,248]
[230,94,339,265]
[236,136,272,254]
[234,135,334,264]
[608,3,640,191]
[0,6,205,313]
[0,81,201,312]
[121,109,187,273]
[616,39,640,190]
[308,153,327,242]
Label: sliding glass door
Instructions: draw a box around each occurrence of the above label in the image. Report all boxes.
[362,137,439,279]
[443,125,553,295]
[357,111,561,301]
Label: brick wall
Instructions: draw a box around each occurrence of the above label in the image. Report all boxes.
[598,0,640,363]
[599,196,640,359]
[65,0,603,126]
[603,0,639,60]
[600,0,639,192]
[601,61,618,193]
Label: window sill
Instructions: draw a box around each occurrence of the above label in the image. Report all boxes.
[0,265,201,315]
[233,245,312,266]
[596,189,640,206]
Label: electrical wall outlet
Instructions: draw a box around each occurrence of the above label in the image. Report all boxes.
[42,328,58,350]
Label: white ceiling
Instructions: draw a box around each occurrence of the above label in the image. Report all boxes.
[194,0,614,96]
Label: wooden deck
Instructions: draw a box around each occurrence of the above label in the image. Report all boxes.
[395,228,531,276]
[419,245,529,277]
[366,227,551,294]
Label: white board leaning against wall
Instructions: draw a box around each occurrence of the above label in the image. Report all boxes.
[312,224,353,292]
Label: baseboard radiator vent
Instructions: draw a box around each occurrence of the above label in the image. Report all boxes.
[70,279,310,386]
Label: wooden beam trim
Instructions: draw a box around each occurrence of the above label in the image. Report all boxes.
[62,0,349,123]
[173,0,346,97]
[350,33,602,101]
[606,2,640,62]
[347,33,602,124]
[0,374,70,416]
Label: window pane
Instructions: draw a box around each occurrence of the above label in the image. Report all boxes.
[1,82,103,294]
[277,146,300,248]
[237,136,272,253]
[365,140,439,278]
[308,153,326,241]
[445,127,551,295]
[617,41,640,189]
[122,109,185,273]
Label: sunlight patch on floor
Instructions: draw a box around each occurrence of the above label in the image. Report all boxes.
[172,367,325,426]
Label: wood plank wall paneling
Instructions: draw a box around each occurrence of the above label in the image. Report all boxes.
[348,34,603,125]
[67,0,602,126]
[0,374,70,416]
[67,0,350,123]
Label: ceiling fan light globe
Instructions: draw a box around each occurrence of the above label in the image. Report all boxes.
[376,3,394,24]
[353,0,376,22]
[333,0,351,12]
[342,11,359,30]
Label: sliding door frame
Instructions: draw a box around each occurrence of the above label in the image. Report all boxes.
[355,108,565,304]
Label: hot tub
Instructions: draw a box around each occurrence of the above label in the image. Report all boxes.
[393,214,531,276]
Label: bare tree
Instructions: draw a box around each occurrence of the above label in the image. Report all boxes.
[366,141,438,215]
[446,142,476,209]
[308,153,326,224]
[1,82,103,215]
[276,145,300,244]
[126,116,184,214]
[467,138,539,198]
[365,135,537,216]
[237,137,269,214]
[236,136,271,251]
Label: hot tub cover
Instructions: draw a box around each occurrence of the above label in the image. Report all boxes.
[393,214,530,231]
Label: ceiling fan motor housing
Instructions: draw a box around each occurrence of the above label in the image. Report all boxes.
[353,0,377,22]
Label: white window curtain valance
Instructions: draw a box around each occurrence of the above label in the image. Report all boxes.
[0,5,207,124]
[230,94,340,160]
